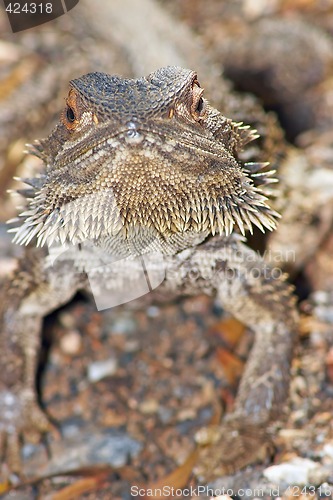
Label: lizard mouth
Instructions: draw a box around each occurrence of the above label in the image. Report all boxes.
[50,121,224,167]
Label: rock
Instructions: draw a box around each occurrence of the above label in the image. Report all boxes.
[59,330,82,354]
[139,398,159,415]
[111,315,137,334]
[322,442,333,459]
[87,357,118,382]
[263,457,324,485]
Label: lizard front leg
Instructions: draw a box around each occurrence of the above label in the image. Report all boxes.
[0,248,85,480]
[163,235,298,479]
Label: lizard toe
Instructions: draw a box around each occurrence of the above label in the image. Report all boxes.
[0,389,55,482]
[0,430,22,484]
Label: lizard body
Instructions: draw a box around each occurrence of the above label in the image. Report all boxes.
[1,66,297,482]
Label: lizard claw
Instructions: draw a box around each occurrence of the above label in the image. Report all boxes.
[194,417,272,480]
[0,388,55,482]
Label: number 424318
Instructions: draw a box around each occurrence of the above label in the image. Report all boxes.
[5,3,53,14]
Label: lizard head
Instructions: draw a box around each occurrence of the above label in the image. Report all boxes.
[12,66,279,250]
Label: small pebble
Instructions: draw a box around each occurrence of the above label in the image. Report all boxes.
[0,40,21,62]
[147,305,160,317]
[59,330,82,355]
[87,431,142,467]
[88,357,118,382]
[61,419,83,439]
[59,311,77,329]
[139,399,159,415]
[124,339,140,352]
[322,443,333,459]
[264,457,322,485]
[312,290,329,305]
[291,375,307,395]
[158,406,174,424]
[111,316,137,334]
[177,408,196,421]
[316,306,333,324]
[290,408,308,425]
[22,443,40,460]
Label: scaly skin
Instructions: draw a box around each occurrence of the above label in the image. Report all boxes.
[0,66,298,481]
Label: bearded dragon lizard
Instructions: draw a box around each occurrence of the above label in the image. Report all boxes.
[0,66,298,481]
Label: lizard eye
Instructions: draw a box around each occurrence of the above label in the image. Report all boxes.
[196,97,204,114]
[62,104,78,130]
[191,79,206,121]
[62,89,80,130]
[66,106,76,123]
